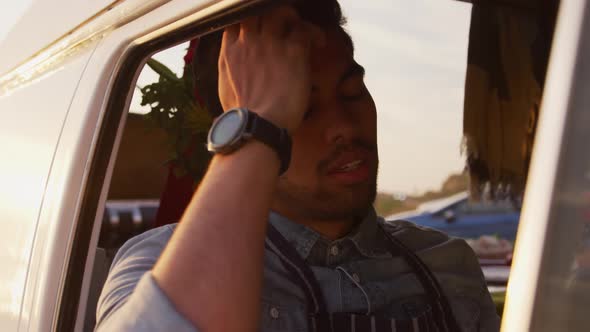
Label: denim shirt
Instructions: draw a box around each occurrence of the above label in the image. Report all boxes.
[96,210,500,331]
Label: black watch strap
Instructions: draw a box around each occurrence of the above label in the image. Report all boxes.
[245,111,292,175]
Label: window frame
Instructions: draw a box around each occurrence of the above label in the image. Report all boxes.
[55,0,583,329]
[501,0,590,330]
[56,0,281,330]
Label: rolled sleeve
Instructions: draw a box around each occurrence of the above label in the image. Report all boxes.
[95,224,196,332]
[96,272,196,332]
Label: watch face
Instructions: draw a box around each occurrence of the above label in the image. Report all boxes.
[209,109,246,147]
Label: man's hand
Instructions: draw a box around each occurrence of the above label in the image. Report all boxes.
[218,6,324,133]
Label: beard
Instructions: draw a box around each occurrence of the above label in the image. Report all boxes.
[274,163,378,222]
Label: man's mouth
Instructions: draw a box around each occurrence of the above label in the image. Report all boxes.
[324,148,373,184]
[327,159,370,184]
[334,159,364,172]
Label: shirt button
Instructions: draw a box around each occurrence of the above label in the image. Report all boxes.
[352,273,361,283]
[270,307,280,319]
[330,245,340,256]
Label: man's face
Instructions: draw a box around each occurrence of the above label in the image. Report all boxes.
[273,28,379,222]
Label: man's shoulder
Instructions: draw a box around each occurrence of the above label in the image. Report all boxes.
[97,224,180,328]
[380,218,445,235]
[380,219,453,249]
[381,219,499,331]
[380,218,480,272]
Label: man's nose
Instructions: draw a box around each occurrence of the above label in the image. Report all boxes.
[323,105,358,145]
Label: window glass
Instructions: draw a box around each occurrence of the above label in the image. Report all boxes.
[130,42,189,114]
[340,0,521,241]
[101,0,482,288]
[340,0,471,202]
[88,38,210,331]
[95,1,558,326]
[102,41,200,249]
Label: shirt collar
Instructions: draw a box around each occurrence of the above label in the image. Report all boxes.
[268,211,320,259]
[348,209,391,258]
[268,208,391,262]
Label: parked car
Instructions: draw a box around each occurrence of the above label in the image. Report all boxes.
[387,191,520,242]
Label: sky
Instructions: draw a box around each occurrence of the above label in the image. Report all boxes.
[1,0,473,195]
[339,0,472,194]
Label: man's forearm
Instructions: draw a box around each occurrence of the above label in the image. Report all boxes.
[152,141,280,331]
[152,7,318,330]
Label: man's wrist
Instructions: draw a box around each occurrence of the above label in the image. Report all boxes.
[214,140,281,175]
[207,108,291,174]
[255,109,300,135]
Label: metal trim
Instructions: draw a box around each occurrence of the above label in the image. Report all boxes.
[0,0,171,97]
[501,0,588,330]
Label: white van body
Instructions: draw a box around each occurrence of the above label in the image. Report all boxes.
[0,0,241,330]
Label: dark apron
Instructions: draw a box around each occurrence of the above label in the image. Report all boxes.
[264,222,462,332]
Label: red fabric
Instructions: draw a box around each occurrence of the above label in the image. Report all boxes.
[183,39,198,64]
[154,39,201,227]
[185,39,204,104]
[154,165,195,227]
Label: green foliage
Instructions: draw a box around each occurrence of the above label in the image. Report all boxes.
[140,58,212,182]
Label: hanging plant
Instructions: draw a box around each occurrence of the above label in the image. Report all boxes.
[139,41,213,183]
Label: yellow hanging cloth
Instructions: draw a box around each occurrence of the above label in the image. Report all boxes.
[463,2,557,199]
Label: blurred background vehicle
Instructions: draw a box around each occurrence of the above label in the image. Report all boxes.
[387,191,520,242]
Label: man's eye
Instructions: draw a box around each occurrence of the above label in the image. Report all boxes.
[342,90,366,101]
[341,86,367,101]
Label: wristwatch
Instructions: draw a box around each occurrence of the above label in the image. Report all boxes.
[207,108,292,174]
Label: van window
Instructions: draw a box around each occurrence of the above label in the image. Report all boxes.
[347,0,472,217]
[80,0,558,330]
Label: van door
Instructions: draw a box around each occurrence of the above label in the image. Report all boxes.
[501,0,590,330]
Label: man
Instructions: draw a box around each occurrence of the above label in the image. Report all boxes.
[96,2,500,331]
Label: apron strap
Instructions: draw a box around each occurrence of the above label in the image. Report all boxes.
[265,221,462,332]
[378,222,462,332]
[265,224,328,314]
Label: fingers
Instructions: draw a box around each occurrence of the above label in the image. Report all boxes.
[222,17,259,46]
[221,24,239,48]
[233,5,320,46]
[259,6,299,39]
[239,16,260,40]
